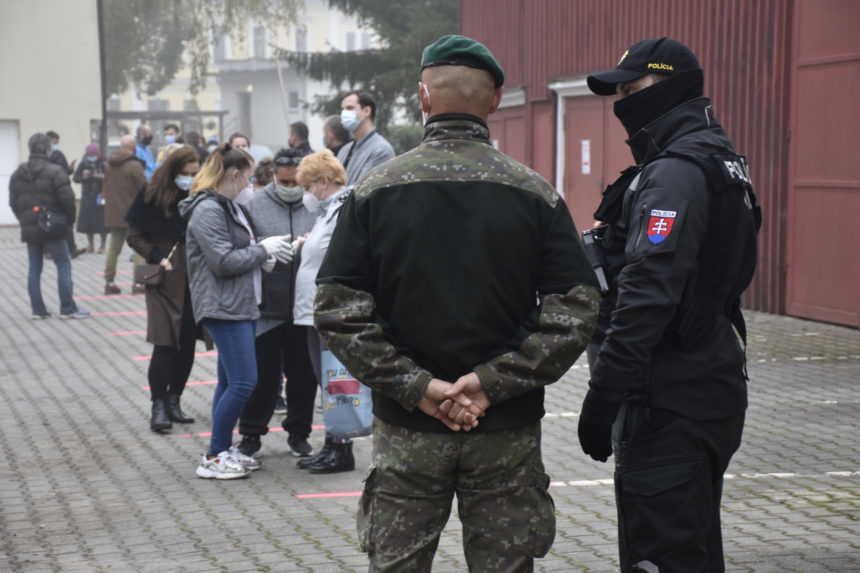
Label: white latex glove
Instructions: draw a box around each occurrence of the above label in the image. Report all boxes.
[259,235,292,257]
[274,241,294,264]
[262,254,276,272]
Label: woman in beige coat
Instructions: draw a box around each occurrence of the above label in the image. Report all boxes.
[127,145,209,432]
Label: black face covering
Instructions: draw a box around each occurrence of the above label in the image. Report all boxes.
[140,135,153,146]
[613,69,704,138]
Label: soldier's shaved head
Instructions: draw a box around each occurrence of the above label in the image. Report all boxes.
[420,65,501,120]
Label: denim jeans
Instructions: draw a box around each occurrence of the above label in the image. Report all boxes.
[202,318,257,455]
[27,240,77,316]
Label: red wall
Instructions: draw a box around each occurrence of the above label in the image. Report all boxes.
[463,0,794,316]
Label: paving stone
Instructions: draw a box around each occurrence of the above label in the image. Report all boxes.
[0,228,857,571]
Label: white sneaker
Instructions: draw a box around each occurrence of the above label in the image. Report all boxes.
[195,452,249,480]
[228,446,262,471]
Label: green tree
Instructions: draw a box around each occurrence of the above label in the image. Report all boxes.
[275,0,459,132]
[103,0,300,97]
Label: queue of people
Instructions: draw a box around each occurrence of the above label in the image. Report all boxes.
[8,31,758,569]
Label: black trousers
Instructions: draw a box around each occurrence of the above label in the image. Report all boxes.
[612,403,745,573]
[239,323,317,438]
[148,295,197,400]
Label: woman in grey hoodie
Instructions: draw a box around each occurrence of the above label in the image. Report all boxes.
[179,144,293,480]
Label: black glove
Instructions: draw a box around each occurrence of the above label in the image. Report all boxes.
[577,389,621,462]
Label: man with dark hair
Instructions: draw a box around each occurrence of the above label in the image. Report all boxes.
[579,37,761,572]
[288,122,312,156]
[9,133,89,319]
[323,115,350,156]
[315,35,599,570]
[236,145,317,460]
[157,124,184,165]
[337,90,395,185]
[45,130,86,258]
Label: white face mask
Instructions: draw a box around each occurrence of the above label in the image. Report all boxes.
[174,175,193,191]
[302,191,321,213]
[340,109,361,133]
[235,184,254,205]
[274,184,302,203]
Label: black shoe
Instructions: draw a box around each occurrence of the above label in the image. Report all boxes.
[308,441,355,474]
[297,436,332,469]
[237,434,261,457]
[287,435,313,457]
[273,395,287,415]
[150,399,172,432]
[165,394,195,423]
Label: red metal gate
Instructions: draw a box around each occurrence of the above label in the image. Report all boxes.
[786,0,860,326]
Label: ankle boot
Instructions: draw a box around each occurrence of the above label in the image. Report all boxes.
[298,436,333,469]
[165,394,195,423]
[150,399,172,432]
[308,441,355,474]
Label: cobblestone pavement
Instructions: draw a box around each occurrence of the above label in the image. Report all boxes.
[0,228,857,573]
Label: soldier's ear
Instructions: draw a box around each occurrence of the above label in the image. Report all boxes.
[488,87,502,115]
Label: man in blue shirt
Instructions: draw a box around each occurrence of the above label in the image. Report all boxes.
[135,125,155,182]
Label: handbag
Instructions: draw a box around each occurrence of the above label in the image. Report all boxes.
[133,243,178,287]
[34,206,68,239]
[320,349,373,438]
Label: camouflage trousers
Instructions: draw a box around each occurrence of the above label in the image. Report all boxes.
[357,418,555,573]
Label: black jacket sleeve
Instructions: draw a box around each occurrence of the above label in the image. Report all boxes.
[590,158,710,402]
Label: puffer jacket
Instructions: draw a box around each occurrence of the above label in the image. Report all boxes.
[9,154,76,243]
[179,190,268,323]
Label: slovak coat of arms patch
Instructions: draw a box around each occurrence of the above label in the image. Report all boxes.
[647,209,677,244]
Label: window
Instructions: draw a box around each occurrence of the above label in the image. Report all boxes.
[214,34,226,62]
[253,25,266,58]
[346,31,356,51]
[288,91,300,110]
[295,27,308,52]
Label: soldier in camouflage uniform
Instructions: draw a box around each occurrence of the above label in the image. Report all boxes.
[314,34,599,573]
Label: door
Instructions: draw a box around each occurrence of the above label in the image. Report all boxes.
[786,0,860,326]
[0,121,20,225]
[563,96,631,230]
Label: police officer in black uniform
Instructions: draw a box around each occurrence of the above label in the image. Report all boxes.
[577,38,761,572]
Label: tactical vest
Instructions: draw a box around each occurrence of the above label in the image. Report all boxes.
[594,139,762,361]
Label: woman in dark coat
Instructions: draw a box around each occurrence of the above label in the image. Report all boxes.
[73,143,107,252]
[126,145,207,432]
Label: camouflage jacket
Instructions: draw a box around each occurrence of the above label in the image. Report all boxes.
[315,113,599,433]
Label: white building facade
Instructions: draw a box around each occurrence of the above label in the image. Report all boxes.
[0,0,102,225]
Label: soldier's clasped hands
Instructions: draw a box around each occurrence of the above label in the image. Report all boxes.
[417,375,490,432]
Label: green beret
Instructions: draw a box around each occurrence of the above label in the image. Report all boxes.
[421,34,505,87]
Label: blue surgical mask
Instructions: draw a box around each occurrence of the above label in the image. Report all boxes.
[340,109,361,133]
[85,155,98,162]
[164,135,176,144]
[174,175,193,191]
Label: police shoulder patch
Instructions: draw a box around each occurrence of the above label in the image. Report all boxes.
[646,209,677,244]
[713,153,752,187]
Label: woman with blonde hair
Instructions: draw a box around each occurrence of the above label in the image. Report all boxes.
[291,149,356,474]
[179,144,294,479]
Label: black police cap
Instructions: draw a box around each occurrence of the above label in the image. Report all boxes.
[588,37,701,96]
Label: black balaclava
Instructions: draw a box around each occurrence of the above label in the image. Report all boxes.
[613,69,704,138]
